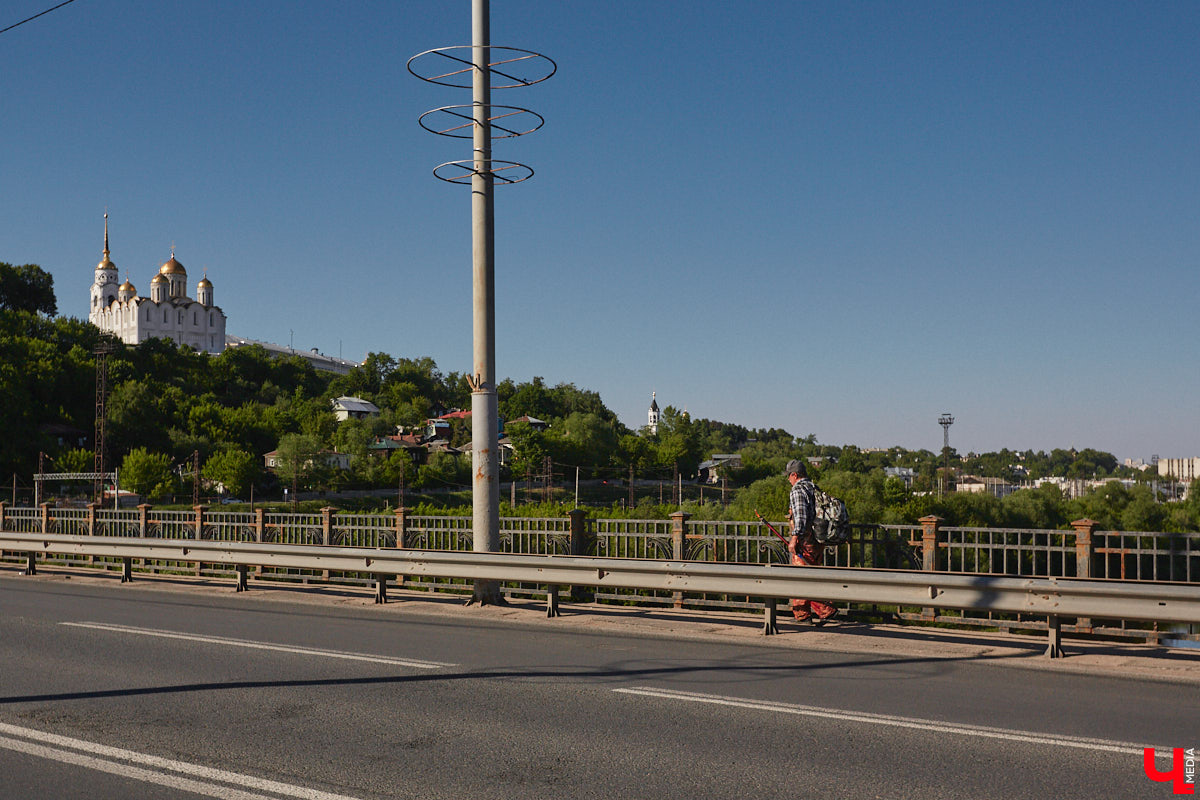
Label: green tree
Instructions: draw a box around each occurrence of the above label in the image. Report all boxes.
[55,448,94,473]
[273,433,322,492]
[202,449,259,498]
[120,448,177,500]
[0,263,56,315]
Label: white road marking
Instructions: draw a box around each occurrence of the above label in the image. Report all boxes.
[60,621,455,669]
[613,687,1172,758]
[0,723,365,800]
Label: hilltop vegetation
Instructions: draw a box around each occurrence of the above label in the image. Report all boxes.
[2,262,1197,531]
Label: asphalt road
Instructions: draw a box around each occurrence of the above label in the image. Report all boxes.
[0,570,1195,799]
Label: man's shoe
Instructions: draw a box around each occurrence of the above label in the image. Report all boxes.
[811,608,839,627]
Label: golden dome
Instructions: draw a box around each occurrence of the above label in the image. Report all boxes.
[151,273,168,284]
[96,255,116,272]
[159,255,187,276]
[197,276,212,288]
[118,278,136,292]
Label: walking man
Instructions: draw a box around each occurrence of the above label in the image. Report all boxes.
[785,459,838,625]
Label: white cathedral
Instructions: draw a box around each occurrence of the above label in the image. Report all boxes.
[89,215,227,354]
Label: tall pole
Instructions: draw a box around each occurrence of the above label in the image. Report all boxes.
[470,0,501,604]
[939,413,955,498]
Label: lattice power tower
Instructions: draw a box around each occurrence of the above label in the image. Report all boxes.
[939,413,955,498]
[409,1,555,604]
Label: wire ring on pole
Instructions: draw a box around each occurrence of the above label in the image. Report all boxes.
[419,104,545,139]
[407,45,557,89]
[432,159,534,185]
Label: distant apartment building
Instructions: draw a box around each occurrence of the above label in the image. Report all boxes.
[883,467,915,488]
[1157,457,1200,482]
[1033,476,1137,500]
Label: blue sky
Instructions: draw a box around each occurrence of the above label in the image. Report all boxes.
[4,1,1198,460]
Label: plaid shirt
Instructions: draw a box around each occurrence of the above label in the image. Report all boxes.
[788,477,815,537]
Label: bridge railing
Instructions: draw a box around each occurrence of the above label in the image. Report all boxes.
[1,503,1196,645]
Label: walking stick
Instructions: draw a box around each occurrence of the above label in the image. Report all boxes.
[754,509,790,546]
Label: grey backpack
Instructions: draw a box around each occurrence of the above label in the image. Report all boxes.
[811,487,850,544]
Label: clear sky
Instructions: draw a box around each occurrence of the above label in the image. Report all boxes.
[4,1,1198,461]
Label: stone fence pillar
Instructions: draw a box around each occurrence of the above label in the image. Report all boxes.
[1070,518,1097,579]
[918,515,943,620]
[1070,518,1099,633]
[394,507,409,549]
[138,504,152,537]
[670,511,691,609]
[568,508,593,602]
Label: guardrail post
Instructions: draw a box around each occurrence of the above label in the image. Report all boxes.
[567,508,593,603]
[670,511,691,609]
[1071,518,1098,633]
[1046,614,1064,658]
[919,516,942,620]
[763,598,779,635]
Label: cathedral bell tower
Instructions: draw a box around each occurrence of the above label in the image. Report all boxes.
[89,213,119,323]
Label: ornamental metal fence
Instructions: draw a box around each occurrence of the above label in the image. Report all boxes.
[2,503,1197,644]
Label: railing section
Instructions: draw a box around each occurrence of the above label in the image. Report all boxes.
[1,505,1196,643]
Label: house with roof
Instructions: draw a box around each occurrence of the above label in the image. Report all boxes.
[697,454,742,484]
[332,396,380,421]
[367,433,429,465]
[262,449,352,471]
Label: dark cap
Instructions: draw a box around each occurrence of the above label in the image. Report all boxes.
[785,459,806,477]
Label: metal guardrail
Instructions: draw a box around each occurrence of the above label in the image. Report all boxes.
[3,531,1199,659]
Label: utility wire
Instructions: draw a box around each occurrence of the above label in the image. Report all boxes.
[0,0,77,36]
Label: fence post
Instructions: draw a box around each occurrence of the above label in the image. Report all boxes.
[40,502,51,534]
[0,501,6,531]
[320,507,335,581]
[567,508,593,603]
[1070,518,1097,579]
[138,504,151,537]
[1071,518,1098,633]
[670,511,691,609]
[321,507,335,547]
[85,502,98,566]
[394,507,408,549]
[253,507,266,578]
[919,515,942,620]
[193,505,207,576]
[392,507,408,589]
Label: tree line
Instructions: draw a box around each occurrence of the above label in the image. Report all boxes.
[3,261,1197,531]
